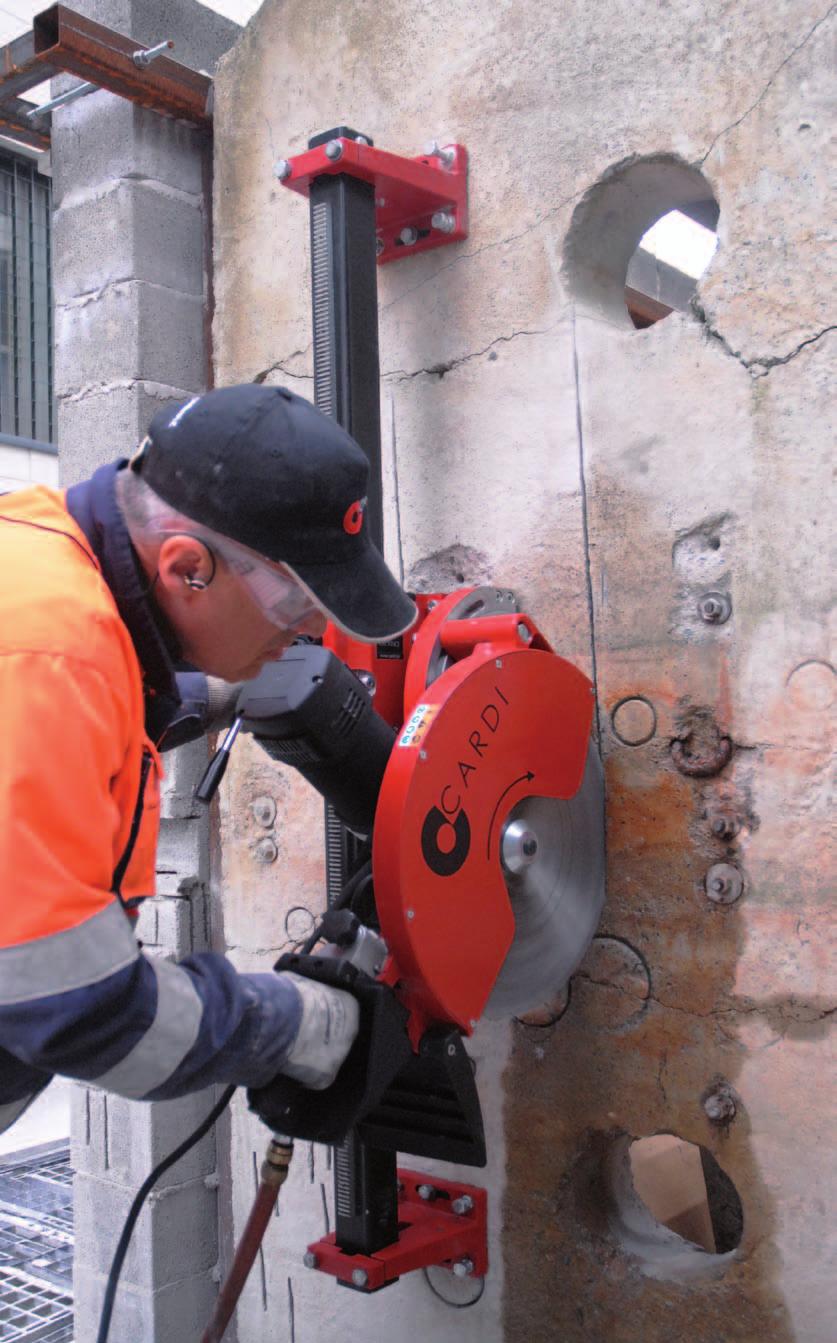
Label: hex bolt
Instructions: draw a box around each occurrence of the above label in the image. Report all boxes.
[399,226,419,246]
[351,1268,369,1288]
[274,158,292,181]
[424,139,456,168]
[451,1195,474,1216]
[355,135,371,145]
[452,1258,474,1278]
[325,139,343,160]
[407,908,415,920]
[251,795,277,828]
[254,837,278,865]
[417,1183,436,1201]
[711,813,740,840]
[705,862,744,904]
[303,1251,318,1269]
[703,1085,737,1125]
[517,621,532,642]
[431,210,456,233]
[698,591,732,625]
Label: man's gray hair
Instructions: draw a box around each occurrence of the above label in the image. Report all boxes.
[116,466,201,542]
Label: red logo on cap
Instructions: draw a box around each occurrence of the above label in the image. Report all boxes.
[343,497,366,535]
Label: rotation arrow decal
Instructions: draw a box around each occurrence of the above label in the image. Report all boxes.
[486,771,535,859]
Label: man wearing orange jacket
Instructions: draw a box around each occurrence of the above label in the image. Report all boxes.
[0,384,416,1133]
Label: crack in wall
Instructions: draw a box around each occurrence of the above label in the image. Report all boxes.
[383,326,551,382]
[698,3,836,164]
[253,351,313,383]
[691,302,836,377]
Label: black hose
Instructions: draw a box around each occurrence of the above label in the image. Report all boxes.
[96,1084,236,1343]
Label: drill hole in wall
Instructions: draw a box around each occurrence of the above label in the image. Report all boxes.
[563,155,719,329]
[606,1133,743,1280]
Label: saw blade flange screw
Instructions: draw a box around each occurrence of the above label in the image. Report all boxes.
[431,210,456,233]
[698,591,732,624]
[274,158,292,181]
[452,1257,474,1278]
[303,1251,318,1269]
[452,1195,474,1215]
[351,1268,369,1288]
[325,139,343,161]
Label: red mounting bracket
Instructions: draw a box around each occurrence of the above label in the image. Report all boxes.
[277,136,468,265]
[304,1168,488,1291]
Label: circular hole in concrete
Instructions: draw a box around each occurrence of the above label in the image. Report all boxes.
[606,1133,743,1280]
[563,156,718,329]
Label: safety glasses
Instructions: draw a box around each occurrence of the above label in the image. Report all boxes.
[153,524,329,633]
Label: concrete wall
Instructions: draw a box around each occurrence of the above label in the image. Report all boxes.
[48,2,240,1338]
[210,2,835,1340]
[0,442,58,492]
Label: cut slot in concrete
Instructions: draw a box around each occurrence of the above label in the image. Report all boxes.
[606,1133,743,1281]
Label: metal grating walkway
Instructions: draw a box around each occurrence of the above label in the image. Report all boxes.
[0,1143,73,1341]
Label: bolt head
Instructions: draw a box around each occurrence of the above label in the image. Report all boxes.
[703,1085,737,1125]
[516,621,532,642]
[698,591,732,624]
[451,1195,474,1215]
[351,1268,369,1288]
[417,1183,435,1201]
[254,837,278,865]
[303,1251,318,1269]
[325,139,343,160]
[452,1257,474,1278]
[399,226,419,246]
[431,210,456,233]
[274,158,292,181]
[375,237,385,256]
[406,908,415,920]
[705,862,744,904]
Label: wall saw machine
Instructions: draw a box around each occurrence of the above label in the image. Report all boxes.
[202,125,607,1302]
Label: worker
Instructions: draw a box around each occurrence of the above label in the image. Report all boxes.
[0,384,417,1134]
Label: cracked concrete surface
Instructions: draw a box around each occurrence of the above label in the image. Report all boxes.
[212,0,834,1339]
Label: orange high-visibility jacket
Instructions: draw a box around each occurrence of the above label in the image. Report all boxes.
[0,477,300,1131]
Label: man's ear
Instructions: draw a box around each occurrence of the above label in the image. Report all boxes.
[156,535,215,595]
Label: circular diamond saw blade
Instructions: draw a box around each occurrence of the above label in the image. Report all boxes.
[484,743,605,1018]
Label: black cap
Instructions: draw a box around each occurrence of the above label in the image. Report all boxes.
[135,385,416,641]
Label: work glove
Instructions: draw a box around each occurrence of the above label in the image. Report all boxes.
[248,953,413,1143]
[278,971,360,1090]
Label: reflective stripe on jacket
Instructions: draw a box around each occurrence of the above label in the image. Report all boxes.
[0,480,301,1123]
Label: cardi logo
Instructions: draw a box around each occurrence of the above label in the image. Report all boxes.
[343,497,367,535]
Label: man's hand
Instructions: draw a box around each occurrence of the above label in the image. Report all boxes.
[278,972,360,1090]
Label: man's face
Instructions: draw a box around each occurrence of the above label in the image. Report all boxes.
[155,535,328,681]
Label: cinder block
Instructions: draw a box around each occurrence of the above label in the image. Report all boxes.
[70,1084,108,1176]
[53,280,205,397]
[157,816,208,887]
[52,180,205,304]
[103,1090,218,1189]
[51,93,209,205]
[134,899,160,946]
[73,1168,218,1290]
[73,1260,218,1343]
[56,380,190,481]
[160,739,209,820]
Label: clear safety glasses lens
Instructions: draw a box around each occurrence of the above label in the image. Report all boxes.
[219,547,326,633]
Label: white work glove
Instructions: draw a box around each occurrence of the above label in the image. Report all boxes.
[279,971,360,1090]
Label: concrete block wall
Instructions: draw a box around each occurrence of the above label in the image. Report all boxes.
[211,2,835,1341]
[49,2,240,1339]
[0,442,58,493]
